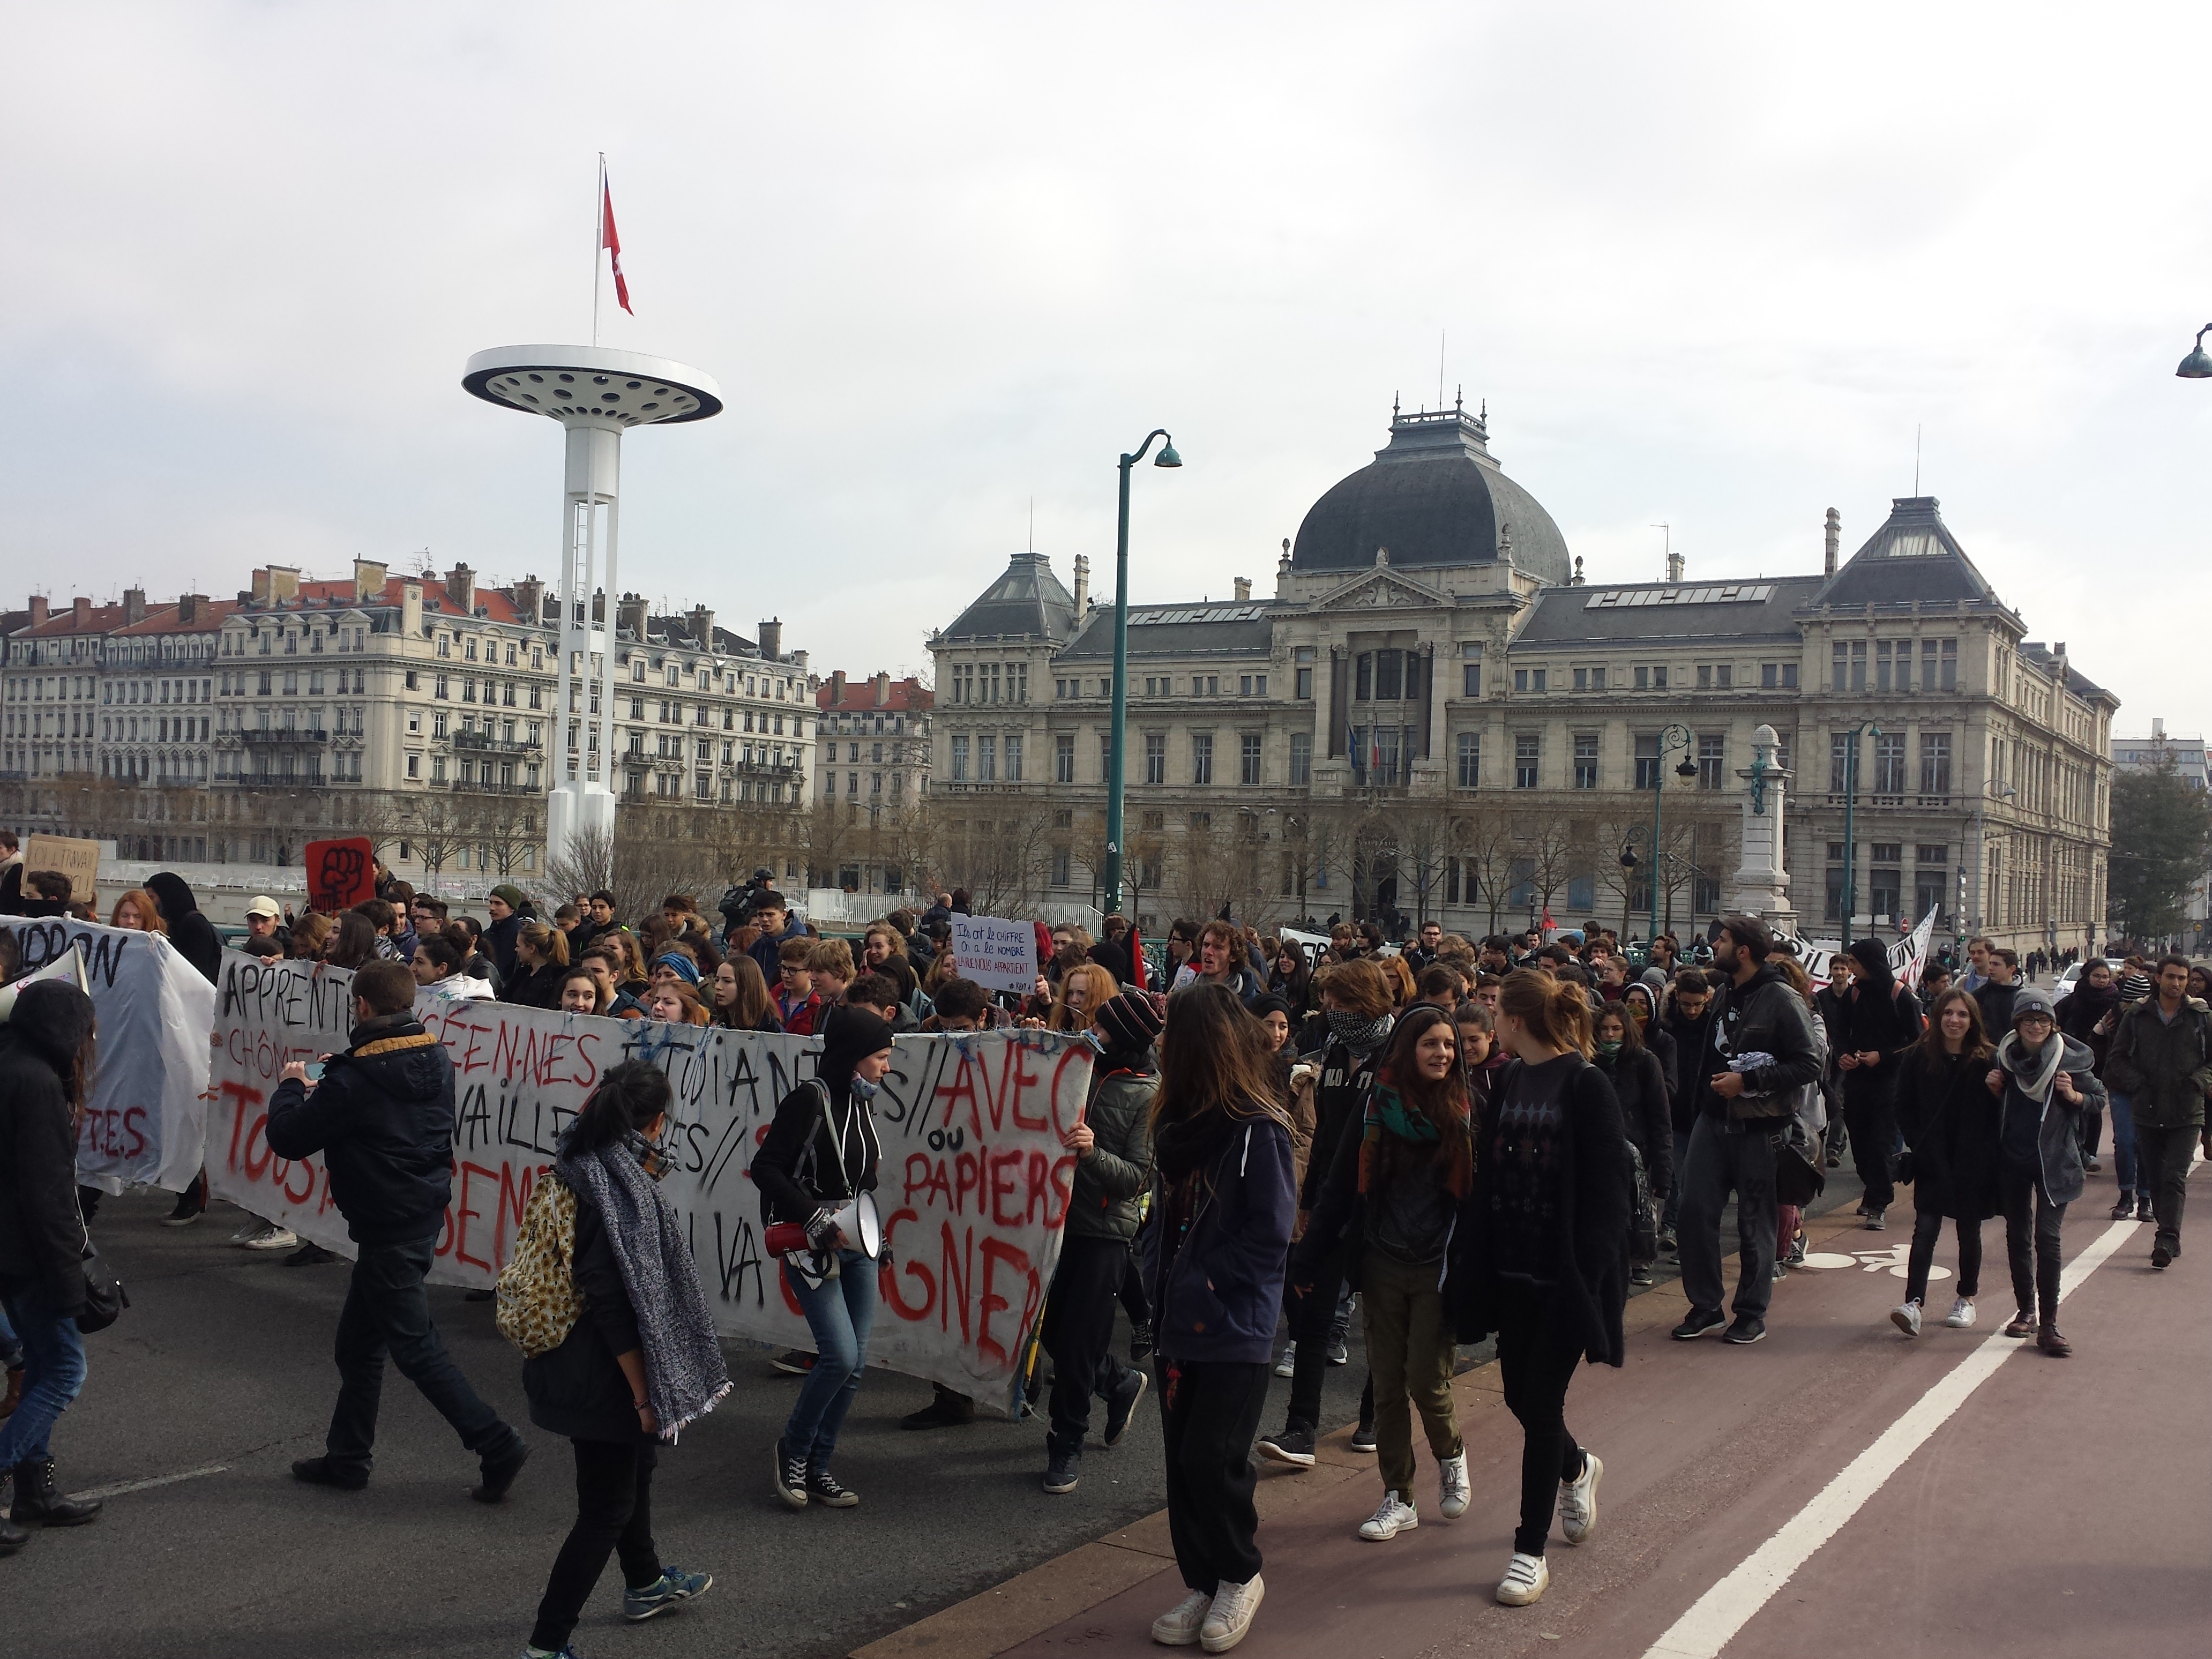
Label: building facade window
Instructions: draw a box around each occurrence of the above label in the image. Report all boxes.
[1055,733,1074,783]
[1239,732,1261,785]
[950,734,969,782]
[1833,640,1867,692]
[1919,731,1952,795]
[1456,731,1480,789]
[1191,732,1213,786]
[1514,734,1540,789]
[1290,731,1312,785]
[1145,733,1165,785]
[1873,732,1906,794]
[1573,732,1598,789]
[1698,733,1724,791]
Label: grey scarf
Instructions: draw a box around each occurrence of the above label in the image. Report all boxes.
[1997,1031,2064,1107]
[556,1140,731,1440]
[1326,1007,1395,1057]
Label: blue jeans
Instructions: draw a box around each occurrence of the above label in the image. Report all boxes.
[783,1250,877,1467]
[0,1301,22,1371]
[2108,1092,2138,1197]
[0,1286,88,1468]
[325,1236,520,1475]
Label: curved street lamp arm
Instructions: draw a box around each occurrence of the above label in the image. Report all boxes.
[1122,429,1173,466]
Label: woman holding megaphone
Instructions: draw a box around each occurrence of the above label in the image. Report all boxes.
[754,1005,895,1513]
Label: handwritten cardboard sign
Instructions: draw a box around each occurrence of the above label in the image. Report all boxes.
[304,836,376,913]
[948,914,1038,995]
[22,833,100,907]
[203,951,1095,1414]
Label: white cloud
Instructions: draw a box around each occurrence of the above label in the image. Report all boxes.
[4,0,2207,736]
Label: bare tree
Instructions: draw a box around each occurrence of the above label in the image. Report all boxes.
[1449,804,1518,936]
[1511,809,1579,929]
[1396,801,1459,928]
[1174,809,1267,925]
[405,791,470,880]
[543,819,617,913]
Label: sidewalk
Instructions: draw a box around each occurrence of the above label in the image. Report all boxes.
[855,1201,1883,1659]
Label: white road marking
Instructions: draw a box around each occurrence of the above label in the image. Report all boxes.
[1642,1215,2140,1659]
[66,1463,230,1502]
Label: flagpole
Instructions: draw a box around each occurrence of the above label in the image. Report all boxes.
[592,153,604,347]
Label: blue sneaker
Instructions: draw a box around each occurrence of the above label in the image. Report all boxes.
[624,1566,713,1622]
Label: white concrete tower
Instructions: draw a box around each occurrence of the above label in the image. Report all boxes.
[462,345,722,872]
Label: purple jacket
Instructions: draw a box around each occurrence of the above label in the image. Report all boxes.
[1147,1115,1296,1365]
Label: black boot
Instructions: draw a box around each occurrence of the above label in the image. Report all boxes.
[0,1513,28,1556]
[10,1459,101,1528]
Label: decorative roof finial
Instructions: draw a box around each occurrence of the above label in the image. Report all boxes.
[1392,392,1400,420]
[1455,384,1463,413]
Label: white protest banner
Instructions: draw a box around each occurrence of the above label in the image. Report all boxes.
[1789,910,1939,992]
[0,944,85,1020]
[948,914,1038,995]
[1,916,214,1192]
[204,951,1095,1415]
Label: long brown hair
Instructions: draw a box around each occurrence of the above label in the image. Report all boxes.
[1593,999,1646,1055]
[1498,968,1593,1058]
[1150,983,1288,1132]
[1049,963,1117,1033]
[712,955,775,1029]
[1914,987,1992,1070]
[1369,1005,1474,1191]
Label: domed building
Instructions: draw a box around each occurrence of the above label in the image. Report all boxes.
[927,404,2113,959]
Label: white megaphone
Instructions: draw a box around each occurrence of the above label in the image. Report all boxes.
[825,1192,884,1259]
[0,945,85,1022]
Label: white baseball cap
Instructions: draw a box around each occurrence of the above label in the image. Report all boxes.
[245,895,282,920]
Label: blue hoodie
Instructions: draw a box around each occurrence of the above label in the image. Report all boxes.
[1146,1114,1296,1365]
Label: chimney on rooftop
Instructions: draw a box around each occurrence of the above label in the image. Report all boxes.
[1073,554,1090,617]
[177,593,204,626]
[1234,576,1252,603]
[874,671,891,706]
[446,563,475,617]
[28,595,48,627]
[2153,716,2166,741]
[354,559,387,603]
[267,565,301,604]
[617,592,650,640]
[510,574,544,628]
[758,617,783,661]
[1824,507,1841,579]
[687,603,715,647]
[830,669,847,706]
[1665,543,1685,585]
[72,596,90,628]
[124,587,146,625]
[251,569,271,604]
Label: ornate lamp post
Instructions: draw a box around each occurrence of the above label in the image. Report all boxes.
[1647,723,1697,945]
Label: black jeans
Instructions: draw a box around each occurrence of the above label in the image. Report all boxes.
[1494,1282,1587,1558]
[1158,1357,1270,1595]
[1997,1163,2065,1324]
[1677,1117,1780,1322]
[1119,1235,1151,1328]
[1043,1235,1137,1458]
[325,1235,520,1474]
[1904,1206,1982,1306]
[529,1438,661,1651]
[1282,1244,1347,1434]
[1844,1090,1896,1212]
[2134,1124,2198,1253]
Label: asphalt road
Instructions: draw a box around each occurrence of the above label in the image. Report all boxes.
[3,1191,1379,1659]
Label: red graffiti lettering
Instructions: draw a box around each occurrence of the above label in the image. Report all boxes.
[988,1150,1023,1227]
[880,1208,932,1321]
[1008,1046,1046,1132]
[451,1161,498,1273]
[936,1049,983,1138]
[953,1150,983,1215]
[220,1080,264,1171]
[1022,1149,1053,1227]
[281,1150,316,1206]
[977,1237,1034,1367]
[939,1221,973,1341]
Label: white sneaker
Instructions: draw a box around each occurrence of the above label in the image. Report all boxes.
[1199,1575,1264,1653]
[1273,1341,1296,1379]
[1151,1589,1211,1647]
[1558,1451,1601,1545]
[1890,1300,1922,1337]
[241,1225,300,1252]
[1438,1452,1470,1520]
[231,1219,279,1246]
[1358,1490,1418,1541]
[1496,1552,1550,1606]
[1944,1297,1976,1329]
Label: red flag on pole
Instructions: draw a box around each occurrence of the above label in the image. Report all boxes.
[601,178,632,315]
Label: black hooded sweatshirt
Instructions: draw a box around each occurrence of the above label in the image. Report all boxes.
[265,1010,457,1245]
[754,1005,895,1225]
[0,981,96,1312]
[1840,938,1924,1109]
[146,871,223,986]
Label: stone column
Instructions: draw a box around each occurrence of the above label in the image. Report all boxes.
[1725,722,1797,936]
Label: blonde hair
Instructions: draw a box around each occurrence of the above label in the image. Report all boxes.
[519,920,570,969]
[1049,963,1118,1033]
[1498,967,1593,1058]
[806,937,855,981]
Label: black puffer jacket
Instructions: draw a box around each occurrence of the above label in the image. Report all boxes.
[1661,1003,1716,1134]
[0,982,96,1313]
[265,1011,457,1245]
[523,1175,647,1443]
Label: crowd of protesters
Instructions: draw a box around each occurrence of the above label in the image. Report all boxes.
[2,833,2206,1650]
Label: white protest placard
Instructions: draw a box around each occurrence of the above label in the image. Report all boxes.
[204,951,1094,1415]
[21,834,101,906]
[1,916,214,1192]
[948,914,1038,995]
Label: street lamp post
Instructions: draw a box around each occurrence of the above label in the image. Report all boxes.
[1647,723,1696,945]
[1618,830,1643,947]
[1101,429,1181,916]
[2176,325,2212,378]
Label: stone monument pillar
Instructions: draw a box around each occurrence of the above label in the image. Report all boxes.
[1725,722,1797,936]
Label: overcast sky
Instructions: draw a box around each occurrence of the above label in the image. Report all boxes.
[6,2,2207,737]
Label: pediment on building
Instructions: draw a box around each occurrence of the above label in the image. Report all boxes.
[1306,567,1451,614]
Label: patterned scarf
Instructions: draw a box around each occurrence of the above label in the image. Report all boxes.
[1358,1064,1473,1199]
[555,1138,732,1440]
[1325,1006,1395,1056]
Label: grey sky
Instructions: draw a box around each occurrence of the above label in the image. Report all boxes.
[6,2,2206,737]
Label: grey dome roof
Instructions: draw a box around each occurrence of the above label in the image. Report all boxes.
[1290,405,1571,583]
